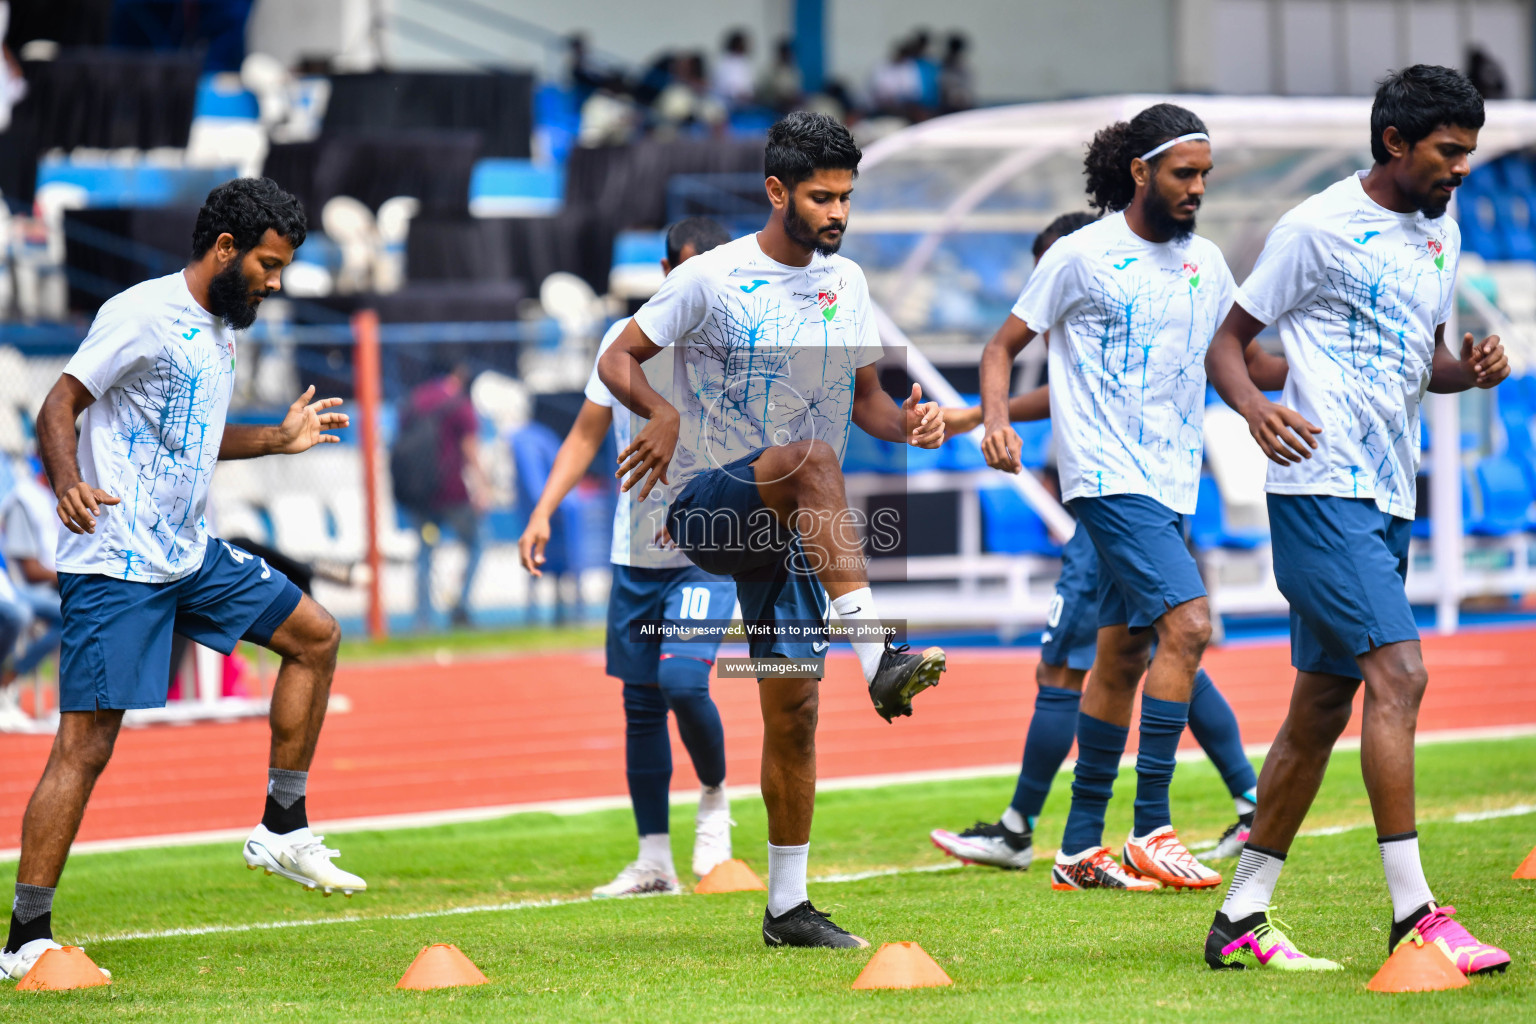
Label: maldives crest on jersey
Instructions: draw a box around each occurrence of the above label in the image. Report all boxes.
[1427,239,1445,270]
[817,290,838,321]
[1183,262,1200,289]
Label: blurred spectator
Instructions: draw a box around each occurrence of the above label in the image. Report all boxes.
[940,32,975,113]
[0,559,29,729]
[712,28,755,108]
[655,52,726,133]
[0,461,61,687]
[870,39,923,118]
[758,37,803,113]
[909,28,941,112]
[569,33,614,105]
[393,365,489,630]
[1467,45,1508,100]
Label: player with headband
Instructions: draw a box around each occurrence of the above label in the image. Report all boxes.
[979,103,1283,893]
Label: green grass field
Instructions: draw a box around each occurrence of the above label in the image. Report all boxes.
[3,737,1534,1022]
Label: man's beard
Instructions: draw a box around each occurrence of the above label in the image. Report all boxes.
[206,258,264,330]
[1145,186,1197,243]
[1411,176,1462,219]
[783,195,845,255]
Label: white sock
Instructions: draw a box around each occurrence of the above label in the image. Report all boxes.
[1221,845,1285,920]
[832,587,885,682]
[1000,806,1027,833]
[1379,832,1435,922]
[1235,791,1257,816]
[639,833,674,874]
[698,784,728,817]
[766,842,809,917]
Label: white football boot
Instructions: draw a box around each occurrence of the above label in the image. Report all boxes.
[243,824,367,896]
[591,860,681,898]
[0,939,111,982]
[692,807,734,879]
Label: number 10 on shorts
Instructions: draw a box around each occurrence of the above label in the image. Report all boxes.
[676,586,711,620]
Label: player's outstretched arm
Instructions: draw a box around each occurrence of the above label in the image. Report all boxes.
[519,399,613,576]
[220,386,349,460]
[941,385,1050,439]
[38,373,119,535]
[599,319,678,500]
[978,314,1036,473]
[1429,325,1509,393]
[1207,305,1318,465]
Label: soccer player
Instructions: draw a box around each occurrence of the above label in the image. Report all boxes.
[1,178,360,983]
[977,104,1241,893]
[598,112,947,948]
[1202,65,1510,974]
[518,217,737,897]
[933,212,1264,872]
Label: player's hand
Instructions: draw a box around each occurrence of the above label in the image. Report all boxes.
[518,513,551,576]
[1462,332,1509,389]
[941,405,982,436]
[276,386,349,454]
[903,384,944,448]
[981,423,1023,474]
[616,405,678,501]
[56,481,120,534]
[1242,397,1320,465]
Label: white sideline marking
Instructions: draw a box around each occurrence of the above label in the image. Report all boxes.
[7,723,1534,863]
[71,801,1536,946]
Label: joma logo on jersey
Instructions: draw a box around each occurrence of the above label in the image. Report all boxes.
[817,291,838,321]
[1427,239,1445,270]
[1183,262,1200,289]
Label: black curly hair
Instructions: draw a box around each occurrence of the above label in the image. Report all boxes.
[1083,103,1208,213]
[764,111,862,188]
[1370,64,1485,164]
[191,177,307,259]
[1032,211,1098,260]
[665,216,733,264]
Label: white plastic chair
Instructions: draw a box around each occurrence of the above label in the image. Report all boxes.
[372,196,419,294]
[186,119,269,179]
[240,53,292,132]
[321,196,378,295]
[268,492,332,560]
[539,271,605,341]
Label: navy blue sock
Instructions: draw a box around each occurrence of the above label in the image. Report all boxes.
[622,682,672,835]
[657,656,726,788]
[1133,695,1190,836]
[1059,713,1129,856]
[1010,685,1081,821]
[1186,668,1257,801]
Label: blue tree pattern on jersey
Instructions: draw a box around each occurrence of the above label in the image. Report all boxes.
[1300,235,1444,508]
[106,338,230,577]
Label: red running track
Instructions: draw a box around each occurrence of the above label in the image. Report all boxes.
[2,629,1535,848]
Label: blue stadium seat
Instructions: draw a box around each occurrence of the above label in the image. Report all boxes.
[1469,455,1536,537]
[1190,475,1266,550]
[979,485,1060,556]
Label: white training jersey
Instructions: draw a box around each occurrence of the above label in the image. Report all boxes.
[584,317,691,569]
[1237,171,1459,520]
[630,233,883,491]
[1012,211,1235,514]
[58,272,235,582]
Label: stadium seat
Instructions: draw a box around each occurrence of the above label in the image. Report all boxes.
[1190,475,1266,550]
[1468,455,1536,537]
[978,484,1059,556]
[268,493,334,560]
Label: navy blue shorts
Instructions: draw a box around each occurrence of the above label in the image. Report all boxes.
[1041,525,1099,671]
[58,539,304,712]
[667,447,830,662]
[1070,494,1207,632]
[1268,494,1417,680]
[606,563,735,684]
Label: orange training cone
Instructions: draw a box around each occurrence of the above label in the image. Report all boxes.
[16,946,111,991]
[396,944,489,990]
[1513,845,1536,879]
[1366,939,1469,993]
[851,942,953,990]
[695,859,767,894]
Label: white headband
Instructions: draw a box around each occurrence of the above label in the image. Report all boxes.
[1138,132,1210,162]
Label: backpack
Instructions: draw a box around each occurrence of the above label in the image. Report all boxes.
[390,402,448,514]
